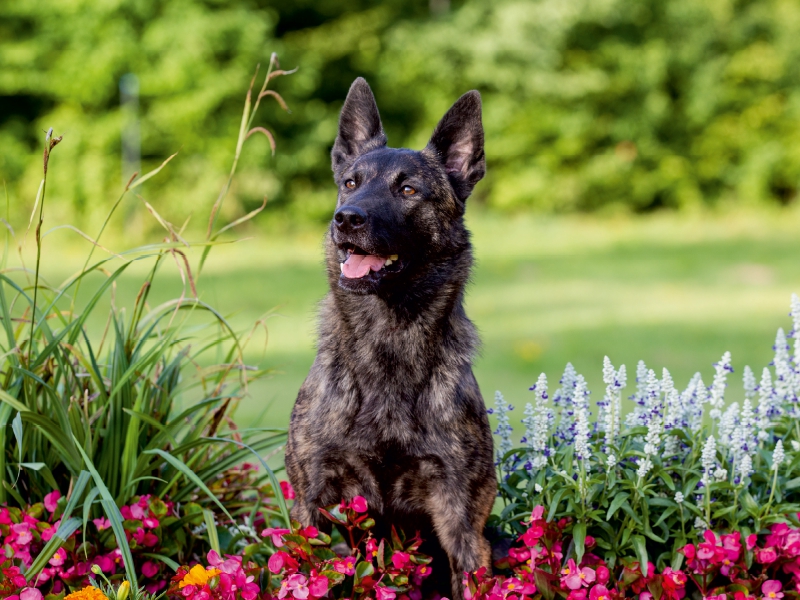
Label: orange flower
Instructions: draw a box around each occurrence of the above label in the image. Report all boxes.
[64,586,109,600]
[179,565,222,589]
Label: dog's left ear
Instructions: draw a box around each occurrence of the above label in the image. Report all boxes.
[425,90,485,202]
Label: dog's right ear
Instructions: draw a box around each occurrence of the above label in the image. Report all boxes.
[331,78,387,178]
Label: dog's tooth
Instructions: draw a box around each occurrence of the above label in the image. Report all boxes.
[384,258,393,266]
[340,263,344,273]
[389,254,398,261]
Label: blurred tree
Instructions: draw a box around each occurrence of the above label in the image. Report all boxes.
[2,0,800,231]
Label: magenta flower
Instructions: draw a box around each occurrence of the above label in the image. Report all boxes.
[762,580,784,600]
[756,547,779,564]
[350,496,368,513]
[308,575,329,598]
[376,586,397,600]
[142,561,159,578]
[391,551,411,570]
[262,527,291,547]
[589,585,611,600]
[43,490,61,513]
[19,589,43,600]
[334,556,356,576]
[280,481,296,500]
[93,517,111,531]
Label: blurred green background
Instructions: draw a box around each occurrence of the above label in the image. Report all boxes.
[2,0,800,428]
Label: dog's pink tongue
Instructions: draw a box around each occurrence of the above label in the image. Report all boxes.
[342,253,384,278]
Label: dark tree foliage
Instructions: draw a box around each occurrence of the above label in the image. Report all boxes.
[1,0,800,230]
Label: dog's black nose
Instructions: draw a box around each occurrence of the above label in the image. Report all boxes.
[334,206,367,231]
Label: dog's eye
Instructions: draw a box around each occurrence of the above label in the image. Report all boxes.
[345,179,356,189]
[401,185,416,195]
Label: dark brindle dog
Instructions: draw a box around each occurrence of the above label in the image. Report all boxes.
[285,78,496,599]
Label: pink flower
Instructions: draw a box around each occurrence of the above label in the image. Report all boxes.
[20,589,43,600]
[531,505,545,521]
[287,574,310,599]
[762,580,784,600]
[143,517,160,529]
[334,556,356,576]
[562,559,596,590]
[145,581,167,595]
[133,527,158,547]
[269,551,298,574]
[43,491,61,513]
[521,524,545,547]
[747,534,758,550]
[142,561,159,578]
[350,496,368,513]
[391,551,411,570]
[129,503,145,520]
[589,586,610,600]
[48,548,67,567]
[756,547,779,564]
[308,575,329,598]
[280,481,296,500]
[595,566,610,585]
[93,554,116,573]
[376,586,397,600]
[11,523,33,545]
[262,527,291,547]
[93,517,111,531]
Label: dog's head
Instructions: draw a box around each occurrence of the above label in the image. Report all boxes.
[327,78,485,296]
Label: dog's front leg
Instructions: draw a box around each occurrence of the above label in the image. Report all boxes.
[427,482,493,600]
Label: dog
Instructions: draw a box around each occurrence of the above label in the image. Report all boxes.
[285,77,496,599]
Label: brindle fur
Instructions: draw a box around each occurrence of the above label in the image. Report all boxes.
[285,78,496,599]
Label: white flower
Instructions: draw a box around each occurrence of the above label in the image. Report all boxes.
[719,402,739,450]
[772,439,785,471]
[674,491,684,504]
[606,454,616,472]
[773,329,793,406]
[523,373,552,469]
[600,357,625,451]
[626,360,650,428]
[493,390,514,469]
[701,435,717,485]
[574,378,591,462]
[743,365,757,400]
[713,467,728,482]
[792,441,800,452]
[636,457,653,479]
[739,454,753,481]
[694,517,708,531]
[534,483,543,493]
[709,351,732,420]
[757,366,776,440]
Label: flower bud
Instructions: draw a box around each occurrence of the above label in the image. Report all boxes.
[91,564,103,575]
[117,581,130,600]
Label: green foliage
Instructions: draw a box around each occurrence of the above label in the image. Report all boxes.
[490,319,800,571]
[4,0,800,225]
[0,65,290,578]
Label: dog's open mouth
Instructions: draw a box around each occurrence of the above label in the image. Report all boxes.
[339,243,403,280]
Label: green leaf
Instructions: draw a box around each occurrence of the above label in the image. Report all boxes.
[142,552,180,572]
[355,560,374,582]
[73,440,139,594]
[26,517,81,577]
[632,534,649,572]
[606,493,630,520]
[573,521,586,564]
[204,509,221,555]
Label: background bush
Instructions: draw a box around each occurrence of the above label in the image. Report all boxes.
[3,0,800,231]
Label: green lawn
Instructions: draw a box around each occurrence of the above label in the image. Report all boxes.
[34,207,800,434]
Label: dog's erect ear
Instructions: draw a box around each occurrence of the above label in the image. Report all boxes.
[331,78,387,178]
[425,91,485,202]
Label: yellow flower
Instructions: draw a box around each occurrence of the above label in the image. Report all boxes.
[64,586,109,600]
[179,565,222,589]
